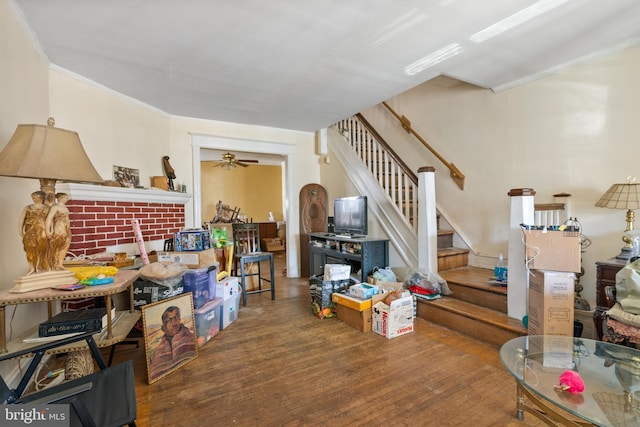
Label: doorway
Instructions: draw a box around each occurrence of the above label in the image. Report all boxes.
[191,134,299,277]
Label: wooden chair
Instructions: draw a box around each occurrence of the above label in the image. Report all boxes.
[232,223,275,306]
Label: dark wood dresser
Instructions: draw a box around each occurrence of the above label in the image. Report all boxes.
[594,257,627,340]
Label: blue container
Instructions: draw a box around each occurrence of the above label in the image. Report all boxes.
[183,265,217,309]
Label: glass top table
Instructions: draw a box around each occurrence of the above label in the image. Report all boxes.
[501,335,640,426]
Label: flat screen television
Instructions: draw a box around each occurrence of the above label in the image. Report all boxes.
[333,196,367,237]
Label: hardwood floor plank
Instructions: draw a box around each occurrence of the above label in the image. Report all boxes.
[104,254,545,426]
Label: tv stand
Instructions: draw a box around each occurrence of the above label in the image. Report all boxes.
[309,233,389,283]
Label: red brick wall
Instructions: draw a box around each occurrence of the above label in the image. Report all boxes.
[67,200,185,257]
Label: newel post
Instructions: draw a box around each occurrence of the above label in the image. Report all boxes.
[507,188,535,321]
[418,166,437,273]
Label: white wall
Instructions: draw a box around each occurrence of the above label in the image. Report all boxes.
[0,0,321,354]
[360,46,640,303]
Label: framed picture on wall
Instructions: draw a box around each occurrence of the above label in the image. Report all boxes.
[141,293,198,384]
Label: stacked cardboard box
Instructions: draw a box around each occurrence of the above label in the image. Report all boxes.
[523,228,580,337]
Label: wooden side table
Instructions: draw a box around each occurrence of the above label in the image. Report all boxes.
[0,270,140,355]
[594,258,627,340]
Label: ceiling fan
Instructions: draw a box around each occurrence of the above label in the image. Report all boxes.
[213,152,259,169]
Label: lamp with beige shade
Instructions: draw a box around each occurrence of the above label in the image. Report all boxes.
[0,118,103,292]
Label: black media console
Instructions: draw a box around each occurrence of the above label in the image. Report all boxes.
[308,232,389,283]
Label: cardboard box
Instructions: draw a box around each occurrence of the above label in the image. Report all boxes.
[194,297,222,347]
[151,176,169,190]
[331,292,372,311]
[132,278,184,307]
[348,283,379,299]
[528,270,575,337]
[522,229,581,273]
[368,276,405,292]
[220,292,240,329]
[155,248,219,269]
[336,305,372,332]
[372,294,415,339]
[332,288,400,312]
[261,238,285,252]
[216,276,240,301]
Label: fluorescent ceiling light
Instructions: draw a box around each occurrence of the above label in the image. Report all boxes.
[370,9,428,47]
[404,43,463,76]
[470,0,571,43]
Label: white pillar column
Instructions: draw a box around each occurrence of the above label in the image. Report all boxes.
[507,188,535,321]
[418,166,437,273]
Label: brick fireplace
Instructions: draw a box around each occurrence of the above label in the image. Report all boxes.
[58,183,192,257]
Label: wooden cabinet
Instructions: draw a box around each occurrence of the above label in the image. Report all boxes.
[308,233,389,283]
[594,258,626,340]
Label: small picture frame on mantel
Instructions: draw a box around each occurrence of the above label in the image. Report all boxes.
[113,165,140,188]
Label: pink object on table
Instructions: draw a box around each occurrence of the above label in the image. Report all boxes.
[554,370,585,394]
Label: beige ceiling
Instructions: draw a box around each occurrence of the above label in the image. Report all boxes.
[12,0,640,132]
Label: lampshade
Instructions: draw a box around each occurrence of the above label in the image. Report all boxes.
[0,118,102,186]
[595,177,640,260]
[595,181,640,210]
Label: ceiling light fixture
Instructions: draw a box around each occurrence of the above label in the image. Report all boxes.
[470,0,571,43]
[404,43,463,76]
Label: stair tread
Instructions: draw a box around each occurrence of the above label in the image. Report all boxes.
[437,247,470,257]
[439,266,505,295]
[418,297,526,334]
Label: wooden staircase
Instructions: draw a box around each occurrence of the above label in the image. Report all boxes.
[334,115,528,347]
[417,229,528,348]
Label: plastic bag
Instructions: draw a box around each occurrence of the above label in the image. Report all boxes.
[615,259,640,315]
[140,261,188,288]
[404,267,452,296]
[372,266,397,283]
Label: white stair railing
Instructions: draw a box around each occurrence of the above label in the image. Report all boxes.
[336,116,418,233]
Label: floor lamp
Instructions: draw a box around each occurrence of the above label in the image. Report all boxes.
[0,118,103,292]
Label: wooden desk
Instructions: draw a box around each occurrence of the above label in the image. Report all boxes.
[594,258,627,340]
[0,270,140,355]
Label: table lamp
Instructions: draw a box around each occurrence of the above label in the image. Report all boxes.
[595,176,640,260]
[0,118,103,292]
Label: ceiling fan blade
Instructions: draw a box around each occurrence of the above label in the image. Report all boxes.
[236,161,250,167]
[237,159,259,163]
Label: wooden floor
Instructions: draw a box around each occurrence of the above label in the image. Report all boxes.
[105,253,546,427]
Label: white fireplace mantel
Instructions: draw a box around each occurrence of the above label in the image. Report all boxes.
[57,183,192,204]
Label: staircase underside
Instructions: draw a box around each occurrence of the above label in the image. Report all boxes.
[416,262,527,348]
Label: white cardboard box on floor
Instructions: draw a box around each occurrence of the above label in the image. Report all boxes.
[220,292,240,329]
[528,269,575,337]
[216,276,240,301]
[372,294,414,339]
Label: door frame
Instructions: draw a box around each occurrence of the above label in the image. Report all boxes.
[191,133,299,277]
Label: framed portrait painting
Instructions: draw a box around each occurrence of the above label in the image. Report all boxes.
[141,293,198,384]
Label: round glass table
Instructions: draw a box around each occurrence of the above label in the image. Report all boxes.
[500,335,640,426]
